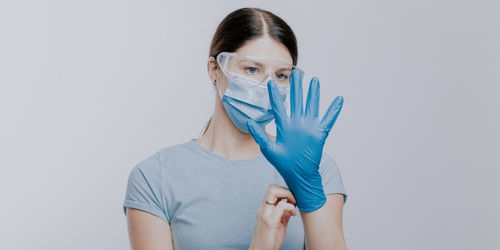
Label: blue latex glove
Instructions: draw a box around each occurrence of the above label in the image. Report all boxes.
[247,69,344,212]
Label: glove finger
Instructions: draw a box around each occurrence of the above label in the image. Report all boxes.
[268,80,287,128]
[247,119,273,150]
[320,96,344,132]
[290,69,304,120]
[305,77,320,120]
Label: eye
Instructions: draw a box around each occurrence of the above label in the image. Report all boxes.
[246,67,258,74]
[276,73,289,80]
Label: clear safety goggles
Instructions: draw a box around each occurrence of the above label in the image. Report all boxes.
[216,52,304,94]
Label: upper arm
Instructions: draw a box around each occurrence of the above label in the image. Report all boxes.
[302,153,348,249]
[325,193,345,230]
[126,207,173,250]
[123,152,173,249]
[301,194,347,250]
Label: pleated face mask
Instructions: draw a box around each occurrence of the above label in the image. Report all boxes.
[215,52,303,133]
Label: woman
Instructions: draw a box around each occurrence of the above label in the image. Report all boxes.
[123,7,348,250]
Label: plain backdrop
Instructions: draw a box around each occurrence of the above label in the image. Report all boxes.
[1,0,499,249]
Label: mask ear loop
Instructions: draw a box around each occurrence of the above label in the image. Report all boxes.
[215,79,226,101]
[215,53,230,101]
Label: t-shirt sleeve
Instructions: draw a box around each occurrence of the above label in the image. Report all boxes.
[122,152,170,223]
[319,152,348,205]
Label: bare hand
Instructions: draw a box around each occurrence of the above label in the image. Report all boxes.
[249,184,298,250]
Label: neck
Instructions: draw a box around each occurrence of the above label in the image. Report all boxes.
[195,95,273,161]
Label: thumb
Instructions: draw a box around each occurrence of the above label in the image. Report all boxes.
[281,212,292,228]
[247,119,273,150]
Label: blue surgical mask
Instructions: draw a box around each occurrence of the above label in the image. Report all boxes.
[217,76,288,133]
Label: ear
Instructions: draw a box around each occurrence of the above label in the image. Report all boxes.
[207,56,219,85]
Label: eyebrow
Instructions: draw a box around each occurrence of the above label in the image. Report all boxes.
[238,59,294,71]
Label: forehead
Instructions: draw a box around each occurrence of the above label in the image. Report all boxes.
[234,35,293,65]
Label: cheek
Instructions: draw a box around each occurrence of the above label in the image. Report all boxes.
[215,79,229,99]
[218,76,230,93]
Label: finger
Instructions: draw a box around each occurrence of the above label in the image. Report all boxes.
[267,80,287,128]
[280,207,296,228]
[247,119,273,150]
[264,184,297,205]
[320,96,344,132]
[290,69,303,119]
[271,202,297,224]
[305,77,320,120]
[281,203,297,217]
[281,211,292,228]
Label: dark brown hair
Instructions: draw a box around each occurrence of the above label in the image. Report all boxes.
[202,7,298,136]
[209,7,298,65]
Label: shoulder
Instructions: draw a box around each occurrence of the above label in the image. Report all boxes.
[319,151,347,203]
[320,151,338,168]
[318,151,342,180]
[157,140,193,158]
[132,140,192,175]
[155,140,196,167]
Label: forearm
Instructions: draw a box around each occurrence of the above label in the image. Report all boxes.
[300,195,347,250]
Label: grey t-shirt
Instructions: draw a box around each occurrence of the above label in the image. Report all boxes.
[123,138,347,249]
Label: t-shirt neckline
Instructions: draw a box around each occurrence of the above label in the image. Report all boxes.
[187,137,265,166]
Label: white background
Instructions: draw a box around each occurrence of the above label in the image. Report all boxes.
[1,0,499,249]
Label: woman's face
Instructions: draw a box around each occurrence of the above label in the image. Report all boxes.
[213,35,294,96]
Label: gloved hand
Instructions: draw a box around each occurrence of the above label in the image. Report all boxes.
[247,69,344,212]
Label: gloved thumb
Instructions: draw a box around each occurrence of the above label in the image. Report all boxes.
[247,119,272,150]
